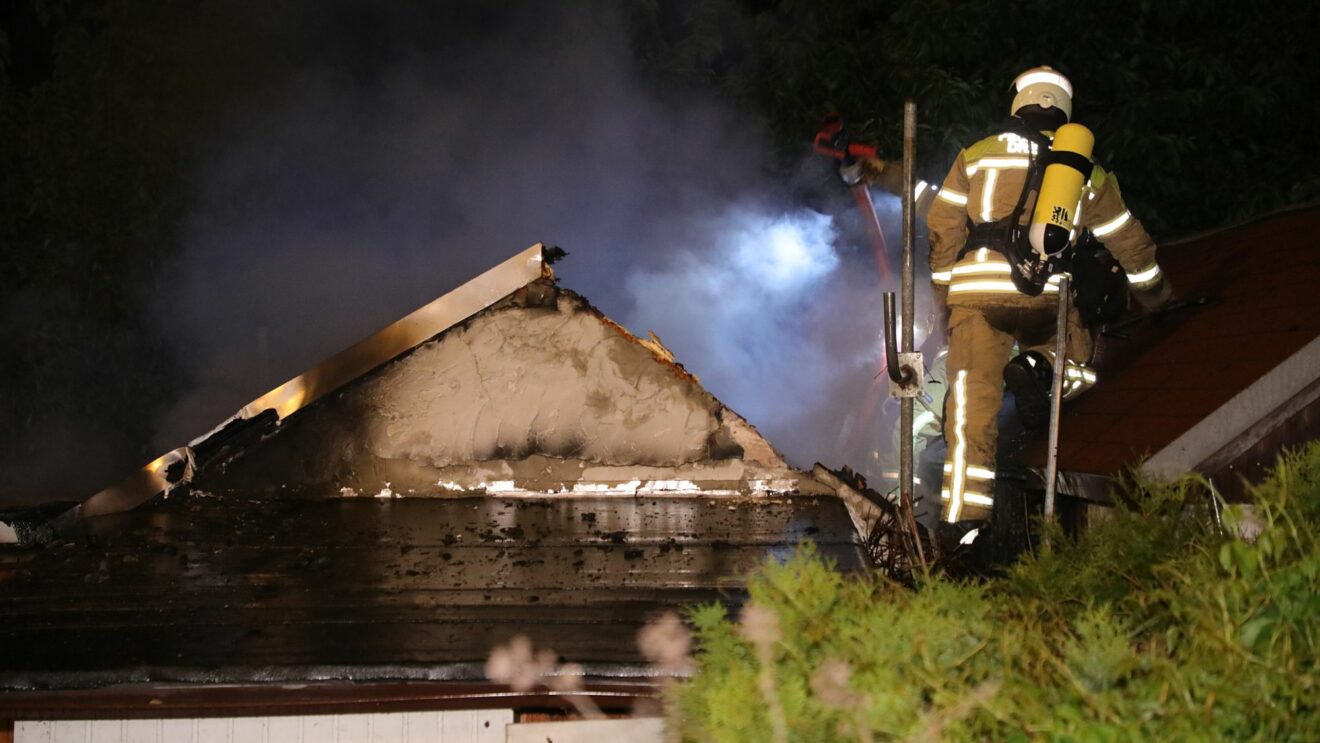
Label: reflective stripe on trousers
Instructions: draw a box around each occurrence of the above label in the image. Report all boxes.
[939,303,1096,522]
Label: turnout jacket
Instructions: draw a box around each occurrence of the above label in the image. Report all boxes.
[927,128,1165,308]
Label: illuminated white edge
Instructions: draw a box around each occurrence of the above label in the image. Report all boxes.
[947,370,969,522]
[944,463,995,480]
[426,477,805,498]
[940,489,993,507]
[951,261,1066,285]
[1016,70,1073,96]
[952,263,1010,276]
[1143,334,1320,480]
[937,189,968,206]
[1092,210,1132,237]
[965,157,1030,176]
[949,280,1061,295]
[83,245,549,518]
[1127,263,1162,287]
[980,168,999,222]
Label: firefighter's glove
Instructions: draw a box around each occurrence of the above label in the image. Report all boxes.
[839,159,866,186]
[1133,275,1174,311]
[839,156,884,187]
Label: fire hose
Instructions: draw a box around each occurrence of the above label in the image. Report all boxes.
[815,114,900,454]
[813,113,894,284]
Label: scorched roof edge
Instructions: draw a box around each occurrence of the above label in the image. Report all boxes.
[78,244,550,521]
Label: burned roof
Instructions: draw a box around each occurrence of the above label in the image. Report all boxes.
[182,282,818,501]
[0,492,865,700]
[0,244,872,708]
[53,243,833,526]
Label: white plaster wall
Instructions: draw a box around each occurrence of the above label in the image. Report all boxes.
[360,294,723,467]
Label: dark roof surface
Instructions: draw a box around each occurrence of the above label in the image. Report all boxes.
[0,493,865,692]
[1026,205,1320,475]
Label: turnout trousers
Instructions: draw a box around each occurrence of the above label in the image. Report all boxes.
[940,302,1094,523]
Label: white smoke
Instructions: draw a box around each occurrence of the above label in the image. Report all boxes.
[622,206,853,432]
[146,1,898,479]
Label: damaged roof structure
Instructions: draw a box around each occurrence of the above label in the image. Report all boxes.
[0,244,871,727]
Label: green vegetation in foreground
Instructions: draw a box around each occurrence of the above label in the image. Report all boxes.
[674,443,1320,741]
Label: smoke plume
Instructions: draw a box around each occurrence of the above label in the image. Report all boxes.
[147,1,901,483]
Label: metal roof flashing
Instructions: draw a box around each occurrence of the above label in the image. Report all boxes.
[77,244,549,521]
[1142,334,1320,480]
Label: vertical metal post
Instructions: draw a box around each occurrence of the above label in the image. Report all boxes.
[900,102,916,505]
[1043,275,1070,526]
[900,101,925,569]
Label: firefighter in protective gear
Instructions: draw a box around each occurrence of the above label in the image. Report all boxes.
[928,66,1172,529]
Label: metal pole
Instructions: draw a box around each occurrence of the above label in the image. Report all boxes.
[1043,275,1070,526]
[900,101,925,569]
[900,102,915,504]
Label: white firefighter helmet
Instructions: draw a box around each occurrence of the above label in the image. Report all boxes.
[1011,66,1073,122]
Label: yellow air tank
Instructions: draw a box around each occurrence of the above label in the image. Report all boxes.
[1029,123,1094,256]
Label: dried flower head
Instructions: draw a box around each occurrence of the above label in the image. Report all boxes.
[738,603,782,651]
[810,658,857,708]
[535,648,559,676]
[637,612,694,673]
[485,634,541,692]
[484,637,604,721]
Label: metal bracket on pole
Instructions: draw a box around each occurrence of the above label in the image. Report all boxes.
[1043,274,1070,530]
[882,293,924,398]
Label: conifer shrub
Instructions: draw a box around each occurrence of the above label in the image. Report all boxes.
[673,443,1320,741]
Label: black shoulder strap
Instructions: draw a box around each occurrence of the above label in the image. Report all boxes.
[1007,127,1044,230]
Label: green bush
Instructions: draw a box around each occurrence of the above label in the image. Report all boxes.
[674,443,1320,741]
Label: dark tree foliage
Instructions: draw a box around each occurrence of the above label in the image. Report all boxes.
[631,0,1320,237]
[0,0,186,497]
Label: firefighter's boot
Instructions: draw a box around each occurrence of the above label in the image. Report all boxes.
[1003,351,1053,430]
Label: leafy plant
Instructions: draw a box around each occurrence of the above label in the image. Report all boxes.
[673,442,1320,740]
